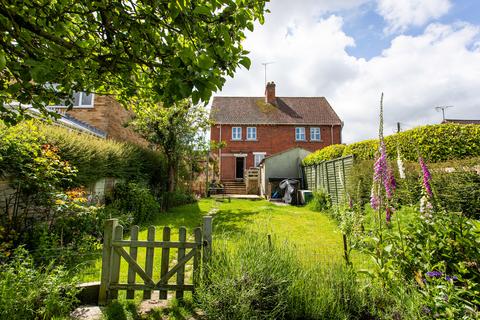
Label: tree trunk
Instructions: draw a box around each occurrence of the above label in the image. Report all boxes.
[167,162,175,192]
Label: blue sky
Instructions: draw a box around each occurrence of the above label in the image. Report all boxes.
[342,0,480,59]
[218,0,480,142]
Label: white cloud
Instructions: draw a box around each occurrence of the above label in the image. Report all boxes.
[377,0,452,33]
[216,1,480,143]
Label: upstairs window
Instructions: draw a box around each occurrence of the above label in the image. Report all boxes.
[54,91,94,108]
[232,127,242,140]
[73,92,94,107]
[310,127,321,141]
[246,127,257,140]
[295,127,306,141]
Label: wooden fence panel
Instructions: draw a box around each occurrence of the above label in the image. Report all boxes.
[302,155,354,206]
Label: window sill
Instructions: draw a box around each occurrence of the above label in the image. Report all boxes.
[230,139,243,142]
[246,139,258,141]
[295,139,307,142]
[310,140,323,142]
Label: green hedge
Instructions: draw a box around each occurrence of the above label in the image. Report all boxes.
[0,121,166,187]
[343,124,480,162]
[41,124,166,186]
[302,144,346,166]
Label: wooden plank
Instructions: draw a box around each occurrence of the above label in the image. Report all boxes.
[333,161,339,205]
[112,240,198,248]
[176,227,187,299]
[126,226,139,299]
[98,219,118,305]
[158,249,196,284]
[109,225,123,300]
[114,247,154,286]
[143,226,156,300]
[193,227,202,296]
[202,216,213,264]
[159,226,171,299]
[110,284,194,291]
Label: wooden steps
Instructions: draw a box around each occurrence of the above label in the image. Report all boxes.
[222,180,246,195]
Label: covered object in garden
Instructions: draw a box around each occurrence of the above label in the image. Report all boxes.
[279,179,300,204]
[258,147,311,198]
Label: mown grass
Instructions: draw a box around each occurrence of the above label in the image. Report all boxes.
[79,198,367,301]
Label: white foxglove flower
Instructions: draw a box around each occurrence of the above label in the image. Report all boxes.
[397,149,406,179]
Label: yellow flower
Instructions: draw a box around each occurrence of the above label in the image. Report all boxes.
[55,199,66,205]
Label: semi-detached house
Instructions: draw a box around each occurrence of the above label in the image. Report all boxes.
[210,82,343,184]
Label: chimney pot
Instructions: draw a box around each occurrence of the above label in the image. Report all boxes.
[265,81,276,105]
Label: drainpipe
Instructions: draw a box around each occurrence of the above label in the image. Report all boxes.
[330,125,334,145]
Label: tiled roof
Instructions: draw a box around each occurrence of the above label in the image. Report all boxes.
[210,97,342,125]
[443,119,480,125]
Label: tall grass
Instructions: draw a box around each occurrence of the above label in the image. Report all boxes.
[196,232,422,319]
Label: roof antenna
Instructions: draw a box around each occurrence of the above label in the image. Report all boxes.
[261,61,275,86]
[435,105,453,122]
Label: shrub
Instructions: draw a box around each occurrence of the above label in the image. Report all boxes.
[342,124,480,162]
[342,139,379,161]
[39,123,166,187]
[302,144,346,165]
[308,189,331,211]
[107,182,161,224]
[347,158,480,217]
[160,191,197,210]
[0,248,79,320]
[0,121,166,188]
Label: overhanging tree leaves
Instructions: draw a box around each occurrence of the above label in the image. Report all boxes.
[0,0,268,124]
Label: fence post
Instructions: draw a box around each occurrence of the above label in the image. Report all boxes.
[98,218,118,305]
[343,234,350,266]
[202,216,213,264]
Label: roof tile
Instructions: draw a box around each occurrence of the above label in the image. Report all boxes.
[210,96,342,125]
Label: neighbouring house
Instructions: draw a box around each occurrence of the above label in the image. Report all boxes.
[210,81,343,193]
[48,92,146,145]
[258,147,311,198]
[441,119,480,125]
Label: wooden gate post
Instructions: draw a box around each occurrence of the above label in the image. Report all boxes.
[98,218,118,305]
[202,216,213,263]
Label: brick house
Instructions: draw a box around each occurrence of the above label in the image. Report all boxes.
[49,92,145,145]
[210,82,343,183]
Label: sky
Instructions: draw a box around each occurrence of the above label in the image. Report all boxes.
[214,0,480,143]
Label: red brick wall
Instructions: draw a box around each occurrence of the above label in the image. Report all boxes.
[65,95,147,146]
[210,124,342,180]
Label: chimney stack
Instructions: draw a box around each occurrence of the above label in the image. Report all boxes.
[265,81,276,105]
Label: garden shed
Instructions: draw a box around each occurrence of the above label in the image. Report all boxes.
[258,147,311,198]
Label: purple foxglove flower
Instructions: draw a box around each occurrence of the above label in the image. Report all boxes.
[370,185,379,210]
[419,157,433,197]
[426,271,443,278]
[445,275,458,281]
[386,206,393,223]
[384,166,396,200]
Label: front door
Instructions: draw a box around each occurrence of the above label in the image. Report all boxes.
[235,157,245,180]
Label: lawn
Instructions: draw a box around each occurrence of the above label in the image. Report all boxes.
[80,198,358,290]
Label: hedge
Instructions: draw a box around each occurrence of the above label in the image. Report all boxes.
[307,124,480,163]
[1,121,166,187]
[302,144,346,166]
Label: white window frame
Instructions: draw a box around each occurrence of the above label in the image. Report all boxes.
[295,127,306,141]
[310,127,321,141]
[232,127,242,140]
[54,92,95,108]
[253,152,266,167]
[246,127,257,140]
